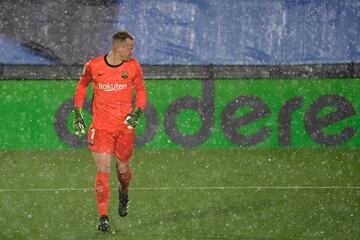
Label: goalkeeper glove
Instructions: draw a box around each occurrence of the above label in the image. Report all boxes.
[73,107,86,136]
[124,107,143,129]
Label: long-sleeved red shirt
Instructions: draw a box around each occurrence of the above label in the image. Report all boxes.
[74,55,147,131]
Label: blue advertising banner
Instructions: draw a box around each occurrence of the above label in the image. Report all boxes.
[0,0,359,65]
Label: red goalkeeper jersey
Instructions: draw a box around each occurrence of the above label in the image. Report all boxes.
[74,55,147,131]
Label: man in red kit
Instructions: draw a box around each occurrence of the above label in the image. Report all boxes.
[72,31,147,233]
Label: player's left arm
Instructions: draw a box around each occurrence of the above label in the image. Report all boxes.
[134,62,147,111]
[125,62,147,129]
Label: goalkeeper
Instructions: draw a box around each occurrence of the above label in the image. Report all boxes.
[73,31,147,233]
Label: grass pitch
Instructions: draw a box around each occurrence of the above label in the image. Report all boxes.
[0,148,359,239]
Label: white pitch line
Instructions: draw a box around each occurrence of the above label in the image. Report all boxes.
[0,188,91,192]
[131,186,360,190]
[0,186,359,192]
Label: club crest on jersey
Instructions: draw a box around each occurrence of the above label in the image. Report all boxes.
[121,71,128,79]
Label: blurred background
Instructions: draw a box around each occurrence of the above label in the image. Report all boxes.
[0,1,359,239]
[1,0,359,65]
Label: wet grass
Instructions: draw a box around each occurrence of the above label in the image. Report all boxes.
[0,148,359,239]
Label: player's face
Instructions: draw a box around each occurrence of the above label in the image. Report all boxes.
[114,39,134,61]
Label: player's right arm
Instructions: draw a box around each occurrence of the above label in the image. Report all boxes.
[73,61,92,136]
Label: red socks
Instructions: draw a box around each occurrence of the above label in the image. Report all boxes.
[95,172,110,216]
[117,168,132,192]
[95,168,132,216]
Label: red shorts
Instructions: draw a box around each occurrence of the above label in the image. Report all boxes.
[87,125,135,163]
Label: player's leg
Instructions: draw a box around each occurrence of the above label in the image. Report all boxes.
[116,160,132,193]
[88,126,115,232]
[116,160,131,217]
[93,152,112,232]
[114,129,135,217]
[93,152,112,217]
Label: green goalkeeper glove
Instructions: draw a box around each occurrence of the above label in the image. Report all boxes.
[73,107,86,136]
[124,107,143,129]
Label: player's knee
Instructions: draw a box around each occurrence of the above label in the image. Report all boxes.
[95,159,111,173]
[92,152,112,173]
[116,161,130,174]
[97,166,110,173]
